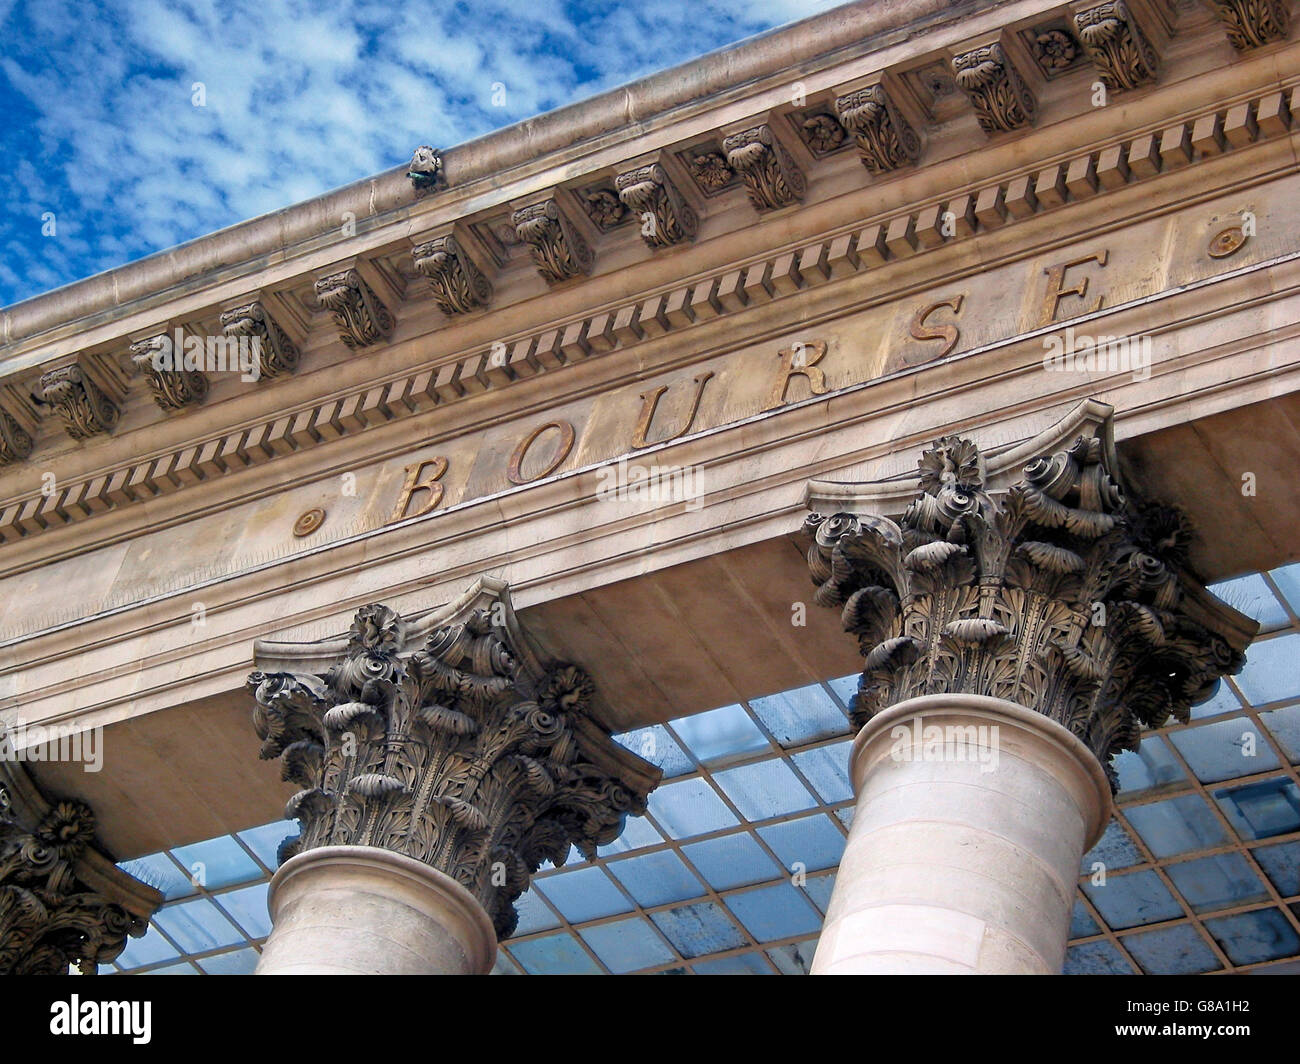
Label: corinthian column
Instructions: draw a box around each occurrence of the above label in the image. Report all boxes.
[0,761,161,974]
[802,401,1255,974]
[247,577,660,975]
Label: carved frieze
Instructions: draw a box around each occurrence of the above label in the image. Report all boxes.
[314,269,394,350]
[951,42,1038,133]
[219,301,301,379]
[721,125,806,212]
[1072,1,1159,92]
[0,764,160,974]
[804,410,1254,790]
[248,581,659,939]
[130,335,209,411]
[412,235,493,315]
[615,164,698,249]
[512,199,594,285]
[407,145,445,193]
[0,409,33,466]
[834,85,923,174]
[38,364,119,440]
[1208,0,1290,50]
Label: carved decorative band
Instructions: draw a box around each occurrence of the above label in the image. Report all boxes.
[1,86,1294,550]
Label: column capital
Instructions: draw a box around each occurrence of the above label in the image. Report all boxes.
[248,576,660,939]
[0,761,161,974]
[803,400,1257,789]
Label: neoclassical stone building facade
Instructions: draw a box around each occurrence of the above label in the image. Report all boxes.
[1,0,1299,975]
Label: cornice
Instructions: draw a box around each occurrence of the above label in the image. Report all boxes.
[0,73,1294,555]
[0,1,1285,458]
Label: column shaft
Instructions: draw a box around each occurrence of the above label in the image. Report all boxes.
[812,694,1109,975]
[255,846,496,975]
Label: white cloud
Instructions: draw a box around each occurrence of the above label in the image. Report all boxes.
[0,0,847,306]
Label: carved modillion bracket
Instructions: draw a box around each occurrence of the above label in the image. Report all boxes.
[314,265,395,350]
[129,330,209,411]
[721,122,806,212]
[512,194,595,285]
[950,33,1039,134]
[833,75,925,175]
[219,298,302,380]
[36,357,123,441]
[614,160,699,249]
[411,228,494,315]
[0,389,36,466]
[1071,1,1161,92]
[1206,0,1289,49]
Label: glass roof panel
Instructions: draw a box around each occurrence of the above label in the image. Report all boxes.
[607,850,707,908]
[1169,719,1279,784]
[1125,794,1231,858]
[713,759,817,821]
[1235,633,1300,706]
[670,703,769,766]
[725,882,823,942]
[749,683,850,747]
[1121,924,1221,975]
[1164,853,1269,914]
[650,901,748,958]
[534,866,632,923]
[681,831,783,891]
[757,813,846,873]
[1082,870,1183,929]
[578,917,677,974]
[647,777,740,838]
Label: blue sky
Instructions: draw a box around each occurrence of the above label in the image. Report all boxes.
[0,0,841,309]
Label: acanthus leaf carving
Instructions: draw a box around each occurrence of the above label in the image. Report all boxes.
[1072,1,1160,92]
[512,199,594,285]
[721,125,806,212]
[219,301,300,379]
[314,269,394,350]
[129,334,209,411]
[614,164,698,249]
[412,234,493,315]
[38,364,120,440]
[248,586,659,939]
[0,766,160,974]
[0,408,33,466]
[804,416,1255,792]
[1208,0,1290,50]
[951,41,1038,133]
[834,85,923,174]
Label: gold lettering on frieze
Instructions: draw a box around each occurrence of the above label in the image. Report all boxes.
[390,457,449,522]
[632,371,714,448]
[1040,250,1109,326]
[906,295,966,362]
[507,420,576,485]
[763,340,828,411]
